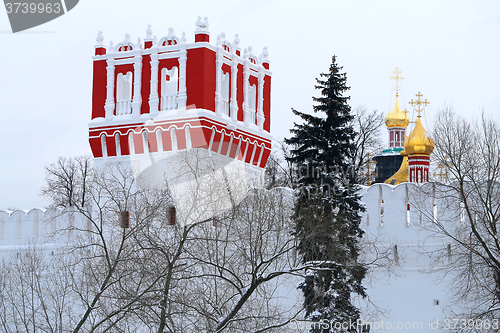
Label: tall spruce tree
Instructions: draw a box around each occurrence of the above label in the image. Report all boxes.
[285,56,366,332]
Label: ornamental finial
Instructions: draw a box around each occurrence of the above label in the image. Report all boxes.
[124,33,132,44]
[146,24,153,39]
[167,27,175,39]
[96,30,104,45]
[202,16,209,30]
[260,46,269,61]
[181,31,186,43]
[390,66,404,95]
[409,92,430,117]
[234,33,240,46]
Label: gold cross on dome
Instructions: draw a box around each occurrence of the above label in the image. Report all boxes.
[403,108,409,120]
[409,91,429,116]
[390,66,404,93]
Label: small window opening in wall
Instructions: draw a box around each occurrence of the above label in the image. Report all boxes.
[142,131,150,153]
[447,244,452,263]
[101,135,107,158]
[393,245,399,265]
[51,251,54,256]
[120,211,130,228]
[168,207,176,225]
[433,299,439,306]
[115,133,121,156]
[17,252,20,259]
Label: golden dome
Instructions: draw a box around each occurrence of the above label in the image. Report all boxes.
[404,115,434,155]
[384,150,408,185]
[385,94,410,128]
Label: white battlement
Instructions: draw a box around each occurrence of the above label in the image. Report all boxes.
[0,208,87,250]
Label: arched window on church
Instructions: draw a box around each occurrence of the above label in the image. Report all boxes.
[156,129,163,152]
[128,132,135,155]
[115,133,121,156]
[161,67,178,111]
[185,126,192,149]
[101,134,107,158]
[171,128,178,151]
[116,72,133,115]
[142,131,150,154]
[221,72,230,116]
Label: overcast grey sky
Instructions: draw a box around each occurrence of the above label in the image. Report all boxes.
[1,0,499,209]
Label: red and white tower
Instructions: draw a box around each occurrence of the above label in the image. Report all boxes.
[89,17,272,178]
[405,92,434,183]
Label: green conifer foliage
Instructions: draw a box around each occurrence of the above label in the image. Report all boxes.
[285,56,366,332]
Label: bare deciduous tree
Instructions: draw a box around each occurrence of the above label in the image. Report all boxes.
[3,154,314,332]
[414,107,500,328]
[41,155,92,209]
[350,106,384,185]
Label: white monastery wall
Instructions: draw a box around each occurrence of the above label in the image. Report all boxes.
[0,208,87,259]
[0,182,458,331]
[359,183,453,332]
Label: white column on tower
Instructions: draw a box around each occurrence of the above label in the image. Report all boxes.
[104,42,115,119]
[215,35,223,116]
[230,57,239,121]
[242,54,250,125]
[149,40,159,116]
[257,70,265,129]
[132,38,143,116]
[177,32,187,110]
